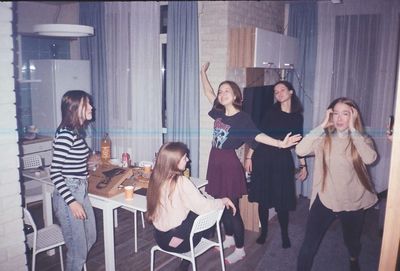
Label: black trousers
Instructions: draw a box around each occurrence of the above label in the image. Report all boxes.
[221,198,244,248]
[297,195,365,271]
[154,211,211,253]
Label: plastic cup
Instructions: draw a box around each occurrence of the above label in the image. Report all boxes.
[144,164,151,174]
[124,185,134,200]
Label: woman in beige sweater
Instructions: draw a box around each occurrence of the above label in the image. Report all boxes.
[147,142,235,270]
[295,97,378,271]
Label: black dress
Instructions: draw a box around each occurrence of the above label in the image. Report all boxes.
[248,103,303,211]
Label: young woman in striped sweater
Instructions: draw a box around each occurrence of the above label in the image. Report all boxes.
[50,90,96,271]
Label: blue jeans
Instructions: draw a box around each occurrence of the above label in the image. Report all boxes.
[53,178,97,271]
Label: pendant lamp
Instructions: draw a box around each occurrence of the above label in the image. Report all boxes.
[33,24,94,37]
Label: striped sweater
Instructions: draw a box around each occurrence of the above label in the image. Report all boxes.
[50,128,90,204]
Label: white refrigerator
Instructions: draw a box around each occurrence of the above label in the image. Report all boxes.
[30,59,91,137]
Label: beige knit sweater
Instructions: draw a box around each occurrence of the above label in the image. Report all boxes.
[152,176,224,232]
[296,126,378,212]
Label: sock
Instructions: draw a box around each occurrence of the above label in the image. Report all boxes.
[225,247,246,264]
[223,235,235,249]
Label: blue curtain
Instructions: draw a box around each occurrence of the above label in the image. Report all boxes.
[288,3,317,196]
[288,3,317,134]
[166,2,200,177]
[79,2,109,151]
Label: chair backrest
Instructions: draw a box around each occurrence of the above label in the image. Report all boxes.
[22,155,43,170]
[190,208,224,236]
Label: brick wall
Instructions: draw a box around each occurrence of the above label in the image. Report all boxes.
[198,1,285,178]
[0,2,27,270]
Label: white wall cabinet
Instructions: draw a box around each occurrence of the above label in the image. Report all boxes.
[254,28,299,69]
[229,27,299,69]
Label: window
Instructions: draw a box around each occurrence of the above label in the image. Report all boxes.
[160,4,168,141]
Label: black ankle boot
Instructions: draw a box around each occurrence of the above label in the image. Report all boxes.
[349,258,360,271]
[282,235,291,249]
[256,230,267,244]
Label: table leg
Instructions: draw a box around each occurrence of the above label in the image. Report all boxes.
[134,210,137,253]
[42,183,53,226]
[103,205,116,271]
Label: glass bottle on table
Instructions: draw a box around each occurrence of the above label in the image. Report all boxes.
[101,133,111,162]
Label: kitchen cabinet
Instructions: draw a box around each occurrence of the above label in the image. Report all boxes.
[229,27,299,69]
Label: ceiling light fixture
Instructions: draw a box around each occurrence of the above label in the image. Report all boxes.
[33,24,94,37]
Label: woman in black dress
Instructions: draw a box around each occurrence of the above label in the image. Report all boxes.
[245,81,307,247]
[201,63,302,264]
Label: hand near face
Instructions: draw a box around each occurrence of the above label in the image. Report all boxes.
[349,107,358,131]
[321,109,333,129]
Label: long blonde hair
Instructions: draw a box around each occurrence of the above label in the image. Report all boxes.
[321,97,374,192]
[146,142,188,223]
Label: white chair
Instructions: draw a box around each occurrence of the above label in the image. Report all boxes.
[150,208,225,271]
[23,208,65,271]
[22,154,43,169]
[21,155,45,204]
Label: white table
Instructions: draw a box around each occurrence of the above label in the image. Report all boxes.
[23,169,207,271]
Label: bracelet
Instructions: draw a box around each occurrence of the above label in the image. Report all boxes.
[245,157,252,160]
[299,165,307,169]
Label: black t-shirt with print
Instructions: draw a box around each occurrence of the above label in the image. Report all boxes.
[208,107,259,150]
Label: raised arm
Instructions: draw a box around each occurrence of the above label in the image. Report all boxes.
[200,62,217,104]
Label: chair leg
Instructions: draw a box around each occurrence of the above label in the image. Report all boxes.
[32,252,36,271]
[134,211,138,253]
[217,225,225,271]
[59,246,64,271]
[150,247,156,271]
[191,257,196,271]
[114,209,118,228]
[141,212,145,229]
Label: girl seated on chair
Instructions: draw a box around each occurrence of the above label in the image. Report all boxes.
[146,142,236,258]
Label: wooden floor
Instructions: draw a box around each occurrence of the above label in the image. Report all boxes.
[27,197,384,271]
[28,202,266,271]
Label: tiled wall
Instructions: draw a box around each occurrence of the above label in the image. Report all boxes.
[17,36,70,135]
[198,1,285,179]
[0,2,27,270]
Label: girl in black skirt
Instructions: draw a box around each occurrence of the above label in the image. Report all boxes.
[200,62,302,264]
[245,81,307,247]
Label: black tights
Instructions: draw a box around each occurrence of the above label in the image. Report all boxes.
[258,205,290,244]
[221,198,244,248]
